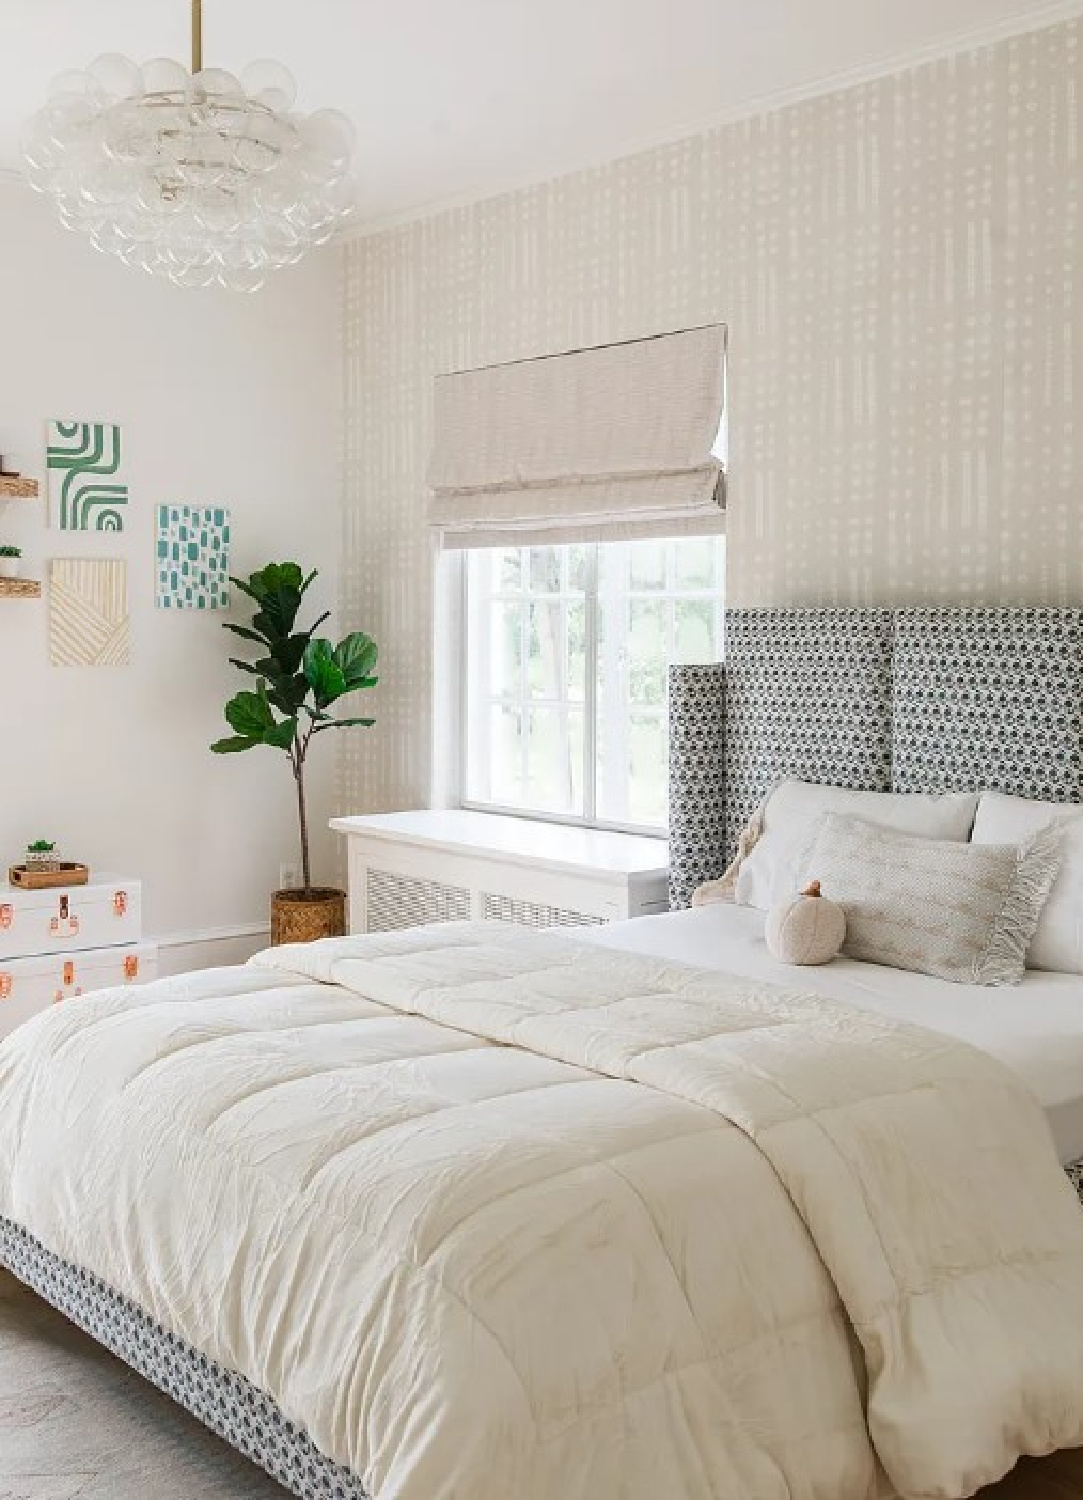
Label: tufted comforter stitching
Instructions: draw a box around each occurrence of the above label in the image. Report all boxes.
[3,928,1083,1500]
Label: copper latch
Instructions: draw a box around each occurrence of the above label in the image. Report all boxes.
[0,904,11,931]
[0,974,10,1000]
[124,955,139,980]
[50,894,80,937]
[113,891,128,917]
[63,961,75,987]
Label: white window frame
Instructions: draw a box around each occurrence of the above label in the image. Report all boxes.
[437,538,724,840]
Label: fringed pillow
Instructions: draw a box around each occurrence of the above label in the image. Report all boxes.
[803,813,1062,986]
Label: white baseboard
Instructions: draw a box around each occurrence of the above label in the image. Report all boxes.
[152,923,271,978]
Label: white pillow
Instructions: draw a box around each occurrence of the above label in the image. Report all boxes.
[971,791,1083,973]
[733,780,980,911]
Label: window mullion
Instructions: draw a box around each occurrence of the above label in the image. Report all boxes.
[583,544,599,824]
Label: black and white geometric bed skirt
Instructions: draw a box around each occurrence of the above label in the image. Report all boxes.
[0,1217,370,1500]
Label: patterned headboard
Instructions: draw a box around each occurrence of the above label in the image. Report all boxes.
[668,607,1083,908]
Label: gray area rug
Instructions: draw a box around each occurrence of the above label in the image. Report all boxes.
[0,1269,289,1499]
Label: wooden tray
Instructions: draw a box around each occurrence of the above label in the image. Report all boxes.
[8,863,90,890]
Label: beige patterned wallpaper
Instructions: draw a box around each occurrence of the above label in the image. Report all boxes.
[341,18,1081,814]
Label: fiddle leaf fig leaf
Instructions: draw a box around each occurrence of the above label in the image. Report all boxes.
[222,623,269,647]
[313,716,376,733]
[211,735,261,754]
[228,657,263,677]
[262,717,298,750]
[303,638,347,706]
[224,684,276,740]
[333,632,379,692]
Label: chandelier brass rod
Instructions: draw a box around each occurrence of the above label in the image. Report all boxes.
[192,0,203,74]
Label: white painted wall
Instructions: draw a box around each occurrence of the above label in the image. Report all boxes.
[0,176,342,963]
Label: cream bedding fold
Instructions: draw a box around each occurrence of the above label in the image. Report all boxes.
[1,927,1081,1500]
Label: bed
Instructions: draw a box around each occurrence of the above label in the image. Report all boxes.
[2,605,1083,1500]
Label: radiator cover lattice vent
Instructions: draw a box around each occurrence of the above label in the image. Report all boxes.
[366,869,471,932]
[482,894,606,930]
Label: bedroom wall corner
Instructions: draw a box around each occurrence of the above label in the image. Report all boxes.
[0,175,344,958]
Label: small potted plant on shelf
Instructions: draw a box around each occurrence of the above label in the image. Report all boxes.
[25,839,61,873]
[0,546,22,579]
[211,562,378,946]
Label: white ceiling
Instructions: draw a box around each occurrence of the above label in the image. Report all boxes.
[1,0,1074,230]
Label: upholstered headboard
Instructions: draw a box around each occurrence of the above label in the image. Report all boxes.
[668,608,1083,908]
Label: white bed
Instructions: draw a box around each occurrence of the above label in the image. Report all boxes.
[3,918,1083,1500]
[589,903,1083,1165]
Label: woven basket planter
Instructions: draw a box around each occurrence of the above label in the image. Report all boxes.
[270,888,347,947]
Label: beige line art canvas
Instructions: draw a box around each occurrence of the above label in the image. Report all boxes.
[49,559,130,668]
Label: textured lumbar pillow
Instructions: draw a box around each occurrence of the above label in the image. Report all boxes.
[765,880,847,966]
[802,813,1062,986]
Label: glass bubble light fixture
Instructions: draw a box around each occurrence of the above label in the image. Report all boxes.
[21,0,356,292]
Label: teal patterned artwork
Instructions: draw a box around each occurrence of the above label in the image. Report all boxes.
[47,420,129,532]
[156,505,231,610]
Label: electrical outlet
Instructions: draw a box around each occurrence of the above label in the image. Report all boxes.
[279,862,300,891]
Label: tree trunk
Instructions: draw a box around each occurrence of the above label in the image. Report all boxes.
[295,756,312,891]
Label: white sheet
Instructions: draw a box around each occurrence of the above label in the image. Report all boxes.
[586,903,1083,1164]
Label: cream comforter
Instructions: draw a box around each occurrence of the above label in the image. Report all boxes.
[2,923,1083,1500]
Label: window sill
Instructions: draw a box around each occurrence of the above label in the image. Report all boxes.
[330,808,669,880]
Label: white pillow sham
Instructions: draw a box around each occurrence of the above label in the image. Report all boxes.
[972,791,1083,974]
[733,780,981,911]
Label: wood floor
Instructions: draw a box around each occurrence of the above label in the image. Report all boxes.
[981,1449,1083,1499]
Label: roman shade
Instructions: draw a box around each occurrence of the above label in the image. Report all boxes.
[428,324,727,548]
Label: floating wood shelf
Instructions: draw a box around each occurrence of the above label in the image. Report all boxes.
[0,475,39,500]
[0,578,41,599]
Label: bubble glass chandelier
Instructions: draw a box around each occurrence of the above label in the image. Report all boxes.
[21,0,356,292]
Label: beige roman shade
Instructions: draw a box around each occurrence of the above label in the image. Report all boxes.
[428,324,727,548]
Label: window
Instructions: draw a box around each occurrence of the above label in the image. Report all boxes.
[459,536,724,833]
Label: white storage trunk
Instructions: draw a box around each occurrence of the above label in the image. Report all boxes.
[0,942,158,1041]
[0,875,142,961]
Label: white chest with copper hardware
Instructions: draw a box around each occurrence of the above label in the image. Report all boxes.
[0,873,157,1040]
[0,875,142,960]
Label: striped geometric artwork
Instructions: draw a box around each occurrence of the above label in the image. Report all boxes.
[49,560,130,667]
[47,420,129,532]
[155,506,231,609]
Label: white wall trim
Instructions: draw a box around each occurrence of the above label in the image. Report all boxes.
[151,922,272,978]
[341,0,1083,240]
[154,922,270,951]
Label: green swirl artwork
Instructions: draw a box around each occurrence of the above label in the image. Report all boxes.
[47,420,129,532]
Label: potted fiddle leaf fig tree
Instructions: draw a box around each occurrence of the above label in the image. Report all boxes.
[212,562,378,946]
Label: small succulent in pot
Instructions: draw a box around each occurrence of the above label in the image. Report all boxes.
[25,839,61,873]
[0,545,22,579]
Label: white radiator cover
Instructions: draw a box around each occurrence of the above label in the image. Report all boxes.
[332,811,669,935]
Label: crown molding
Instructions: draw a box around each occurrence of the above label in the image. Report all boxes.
[342,0,1083,241]
[4,2,1080,240]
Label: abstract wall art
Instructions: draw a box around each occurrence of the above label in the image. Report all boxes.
[47,420,129,532]
[49,559,130,667]
[155,505,231,609]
